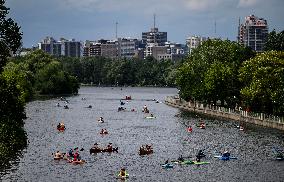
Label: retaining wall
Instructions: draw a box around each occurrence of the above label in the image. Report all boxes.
[165,96,284,131]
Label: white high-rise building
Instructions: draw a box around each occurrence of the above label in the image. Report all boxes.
[186,36,208,54]
[238,15,268,52]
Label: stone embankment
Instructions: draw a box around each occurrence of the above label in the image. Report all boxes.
[165,96,284,131]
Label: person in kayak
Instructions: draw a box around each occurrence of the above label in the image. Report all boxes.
[187,126,192,132]
[57,123,61,129]
[178,155,184,162]
[196,150,205,162]
[118,168,127,177]
[92,143,100,150]
[276,152,283,159]
[222,151,230,157]
[73,151,80,161]
[106,143,113,151]
[54,151,62,158]
[98,117,104,122]
[164,159,169,164]
[68,148,74,158]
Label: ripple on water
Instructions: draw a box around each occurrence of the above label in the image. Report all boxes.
[1,87,284,182]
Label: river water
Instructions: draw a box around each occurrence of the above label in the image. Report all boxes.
[1,87,284,182]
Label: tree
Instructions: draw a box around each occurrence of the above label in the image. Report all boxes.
[239,51,284,115]
[264,30,284,51]
[176,39,255,107]
[0,0,22,71]
[35,61,79,95]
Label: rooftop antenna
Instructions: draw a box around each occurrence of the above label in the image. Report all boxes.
[115,22,118,39]
[214,20,216,38]
[154,13,156,29]
[153,14,156,44]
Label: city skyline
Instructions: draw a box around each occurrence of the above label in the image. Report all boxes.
[7,0,284,47]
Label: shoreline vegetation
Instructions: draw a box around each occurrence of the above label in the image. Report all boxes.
[176,38,284,117]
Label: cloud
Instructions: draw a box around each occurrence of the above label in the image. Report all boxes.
[238,0,258,7]
[183,0,223,11]
[60,0,226,13]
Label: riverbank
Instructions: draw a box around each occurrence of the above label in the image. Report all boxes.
[165,96,284,131]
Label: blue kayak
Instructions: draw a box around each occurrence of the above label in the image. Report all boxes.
[162,163,174,168]
[214,155,237,160]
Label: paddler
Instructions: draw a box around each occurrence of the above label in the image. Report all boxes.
[196,150,205,162]
[178,155,184,162]
[54,151,62,158]
[118,168,127,177]
[187,126,192,132]
[222,151,230,157]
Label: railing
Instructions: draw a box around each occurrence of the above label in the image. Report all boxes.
[165,96,284,124]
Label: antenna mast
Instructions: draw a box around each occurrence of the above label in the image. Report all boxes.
[115,22,118,39]
[214,20,216,37]
[154,13,156,29]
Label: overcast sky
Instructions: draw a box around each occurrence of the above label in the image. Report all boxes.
[7,0,284,47]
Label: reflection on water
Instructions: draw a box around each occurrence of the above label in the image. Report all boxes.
[1,87,284,182]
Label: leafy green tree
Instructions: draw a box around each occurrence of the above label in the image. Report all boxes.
[0,0,27,164]
[2,62,33,102]
[35,61,79,94]
[0,0,22,71]
[239,51,284,115]
[264,30,284,51]
[176,39,254,107]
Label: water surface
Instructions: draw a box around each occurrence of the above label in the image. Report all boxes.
[1,87,283,182]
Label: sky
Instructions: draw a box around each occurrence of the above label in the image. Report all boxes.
[6,0,284,47]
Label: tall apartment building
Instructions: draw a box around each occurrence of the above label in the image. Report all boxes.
[83,39,108,57]
[101,41,120,59]
[156,42,185,62]
[61,38,82,57]
[238,15,268,52]
[142,28,167,46]
[118,38,140,59]
[186,36,208,54]
[38,37,82,57]
[38,37,62,56]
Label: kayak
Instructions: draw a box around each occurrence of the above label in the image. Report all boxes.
[214,155,237,160]
[173,160,209,165]
[276,157,284,161]
[193,161,210,165]
[162,163,174,168]
[117,173,129,179]
[145,116,156,119]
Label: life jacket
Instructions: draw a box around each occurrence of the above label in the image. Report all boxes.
[187,127,192,132]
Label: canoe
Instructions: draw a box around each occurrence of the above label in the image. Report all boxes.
[54,156,62,160]
[90,147,118,154]
[69,160,85,164]
[139,149,153,155]
[214,155,237,160]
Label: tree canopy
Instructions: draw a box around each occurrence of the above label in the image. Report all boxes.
[0,0,22,70]
[239,51,284,115]
[176,39,254,107]
[0,0,27,166]
[264,30,284,51]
